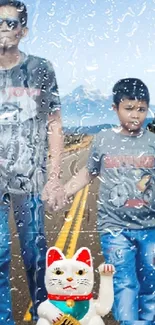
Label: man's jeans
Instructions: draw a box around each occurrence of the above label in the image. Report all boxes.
[0,192,47,325]
[100,228,155,323]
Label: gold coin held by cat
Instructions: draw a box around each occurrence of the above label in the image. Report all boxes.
[66,299,75,307]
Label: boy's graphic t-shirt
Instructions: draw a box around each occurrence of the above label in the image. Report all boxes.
[87,128,155,232]
[0,52,61,194]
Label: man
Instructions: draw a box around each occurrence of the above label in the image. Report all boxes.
[0,1,64,324]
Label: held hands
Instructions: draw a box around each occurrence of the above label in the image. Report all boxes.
[41,173,68,211]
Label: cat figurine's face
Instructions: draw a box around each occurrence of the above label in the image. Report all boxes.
[45,247,94,296]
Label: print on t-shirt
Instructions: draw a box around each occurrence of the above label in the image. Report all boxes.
[104,155,155,208]
[0,87,42,192]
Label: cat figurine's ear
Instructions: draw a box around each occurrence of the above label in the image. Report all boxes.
[46,246,65,267]
[73,247,93,267]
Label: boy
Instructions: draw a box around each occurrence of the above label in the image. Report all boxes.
[51,78,155,322]
[0,1,64,324]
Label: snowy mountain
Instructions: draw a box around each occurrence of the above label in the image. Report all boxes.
[61,85,155,132]
[61,85,118,128]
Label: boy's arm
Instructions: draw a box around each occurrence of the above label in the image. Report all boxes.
[64,166,96,199]
[47,110,63,178]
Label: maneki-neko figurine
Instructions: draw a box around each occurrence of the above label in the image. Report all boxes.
[36,246,115,325]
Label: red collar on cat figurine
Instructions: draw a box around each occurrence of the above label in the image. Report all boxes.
[48,293,93,301]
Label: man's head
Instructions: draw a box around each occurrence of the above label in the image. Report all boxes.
[0,0,28,50]
[112,78,150,135]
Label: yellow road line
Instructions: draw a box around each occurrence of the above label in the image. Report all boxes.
[54,189,83,251]
[24,189,84,321]
[66,185,89,258]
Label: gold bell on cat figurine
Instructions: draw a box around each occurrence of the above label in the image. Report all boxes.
[66,299,75,307]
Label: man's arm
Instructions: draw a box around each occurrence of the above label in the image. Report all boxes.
[41,60,65,209]
[64,166,96,199]
[47,110,63,178]
[42,110,65,208]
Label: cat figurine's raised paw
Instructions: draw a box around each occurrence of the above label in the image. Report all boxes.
[98,263,115,276]
[36,247,115,325]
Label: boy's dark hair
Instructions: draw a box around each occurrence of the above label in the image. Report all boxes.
[0,0,27,27]
[113,78,150,108]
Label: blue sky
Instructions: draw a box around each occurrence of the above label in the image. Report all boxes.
[21,0,155,108]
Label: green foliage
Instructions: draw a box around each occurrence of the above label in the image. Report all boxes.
[146,121,155,133]
[64,133,84,147]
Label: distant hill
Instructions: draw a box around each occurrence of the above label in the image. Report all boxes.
[63,118,155,135]
[63,123,116,135]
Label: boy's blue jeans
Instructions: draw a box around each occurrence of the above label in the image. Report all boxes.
[100,228,155,323]
[0,192,47,325]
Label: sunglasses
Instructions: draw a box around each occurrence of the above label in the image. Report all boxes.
[0,18,21,30]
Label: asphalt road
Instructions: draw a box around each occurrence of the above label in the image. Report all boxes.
[9,147,118,325]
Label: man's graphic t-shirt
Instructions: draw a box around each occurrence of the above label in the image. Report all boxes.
[87,128,155,233]
[0,52,61,194]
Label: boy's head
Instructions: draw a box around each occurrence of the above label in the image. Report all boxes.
[112,78,150,135]
[0,0,28,50]
[113,78,150,108]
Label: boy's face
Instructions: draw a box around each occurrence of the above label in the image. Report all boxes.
[113,98,148,135]
[0,5,28,50]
